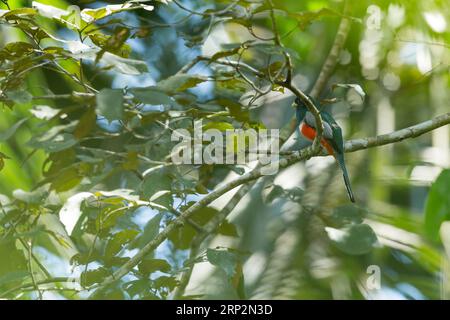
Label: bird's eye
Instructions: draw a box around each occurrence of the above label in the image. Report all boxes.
[295,98,303,106]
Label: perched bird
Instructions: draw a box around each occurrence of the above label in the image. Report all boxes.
[295,96,355,202]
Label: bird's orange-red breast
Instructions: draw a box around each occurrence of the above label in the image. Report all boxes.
[300,123,335,156]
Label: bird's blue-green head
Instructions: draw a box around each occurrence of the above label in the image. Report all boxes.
[294,95,322,123]
[294,97,307,123]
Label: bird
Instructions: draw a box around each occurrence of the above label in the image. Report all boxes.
[294,96,355,202]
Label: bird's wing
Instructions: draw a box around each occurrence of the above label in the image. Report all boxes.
[304,111,334,139]
[320,111,345,153]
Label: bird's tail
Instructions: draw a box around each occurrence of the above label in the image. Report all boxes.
[335,153,355,202]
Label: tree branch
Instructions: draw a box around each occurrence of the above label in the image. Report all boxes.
[98,112,450,290]
[0,277,75,299]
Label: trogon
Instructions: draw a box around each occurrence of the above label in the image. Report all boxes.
[295,96,355,202]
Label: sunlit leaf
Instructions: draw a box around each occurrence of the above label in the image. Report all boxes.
[96,89,124,122]
[12,186,48,204]
[130,87,176,106]
[325,224,378,255]
[59,192,93,235]
[330,204,367,227]
[206,248,237,278]
[30,105,60,120]
[135,213,163,249]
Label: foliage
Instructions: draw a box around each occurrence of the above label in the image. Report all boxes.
[0,0,449,300]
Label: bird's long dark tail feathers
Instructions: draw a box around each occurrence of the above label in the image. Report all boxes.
[335,153,355,203]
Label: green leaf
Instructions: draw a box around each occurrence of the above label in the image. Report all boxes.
[5,90,32,104]
[59,192,93,235]
[105,229,139,262]
[74,108,97,139]
[218,220,239,237]
[138,258,171,275]
[0,118,28,141]
[100,53,148,75]
[96,89,124,122]
[34,133,78,153]
[50,167,83,192]
[82,4,132,21]
[149,190,171,203]
[0,156,6,172]
[288,8,339,30]
[153,276,178,290]
[30,105,60,120]
[330,204,366,227]
[2,8,37,19]
[141,169,172,207]
[0,271,29,288]
[12,186,48,204]
[96,207,129,234]
[206,248,237,278]
[325,224,378,255]
[215,99,249,122]
[130,87,176,106]
[90,282,126,299]
[81,267,109,287]
[168,207,218,249]
[67,41,148,75]
[203,121,234,131]
[156,74,208,93]
[0,242,28,290]
[32,2,71,20]
[82,3,154,22]
[209,47,240,63]
[124,279,151,298]
[424,169,450,242]
[136,213,163,249]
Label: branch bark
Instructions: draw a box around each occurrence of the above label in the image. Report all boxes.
[99,1,367,294]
